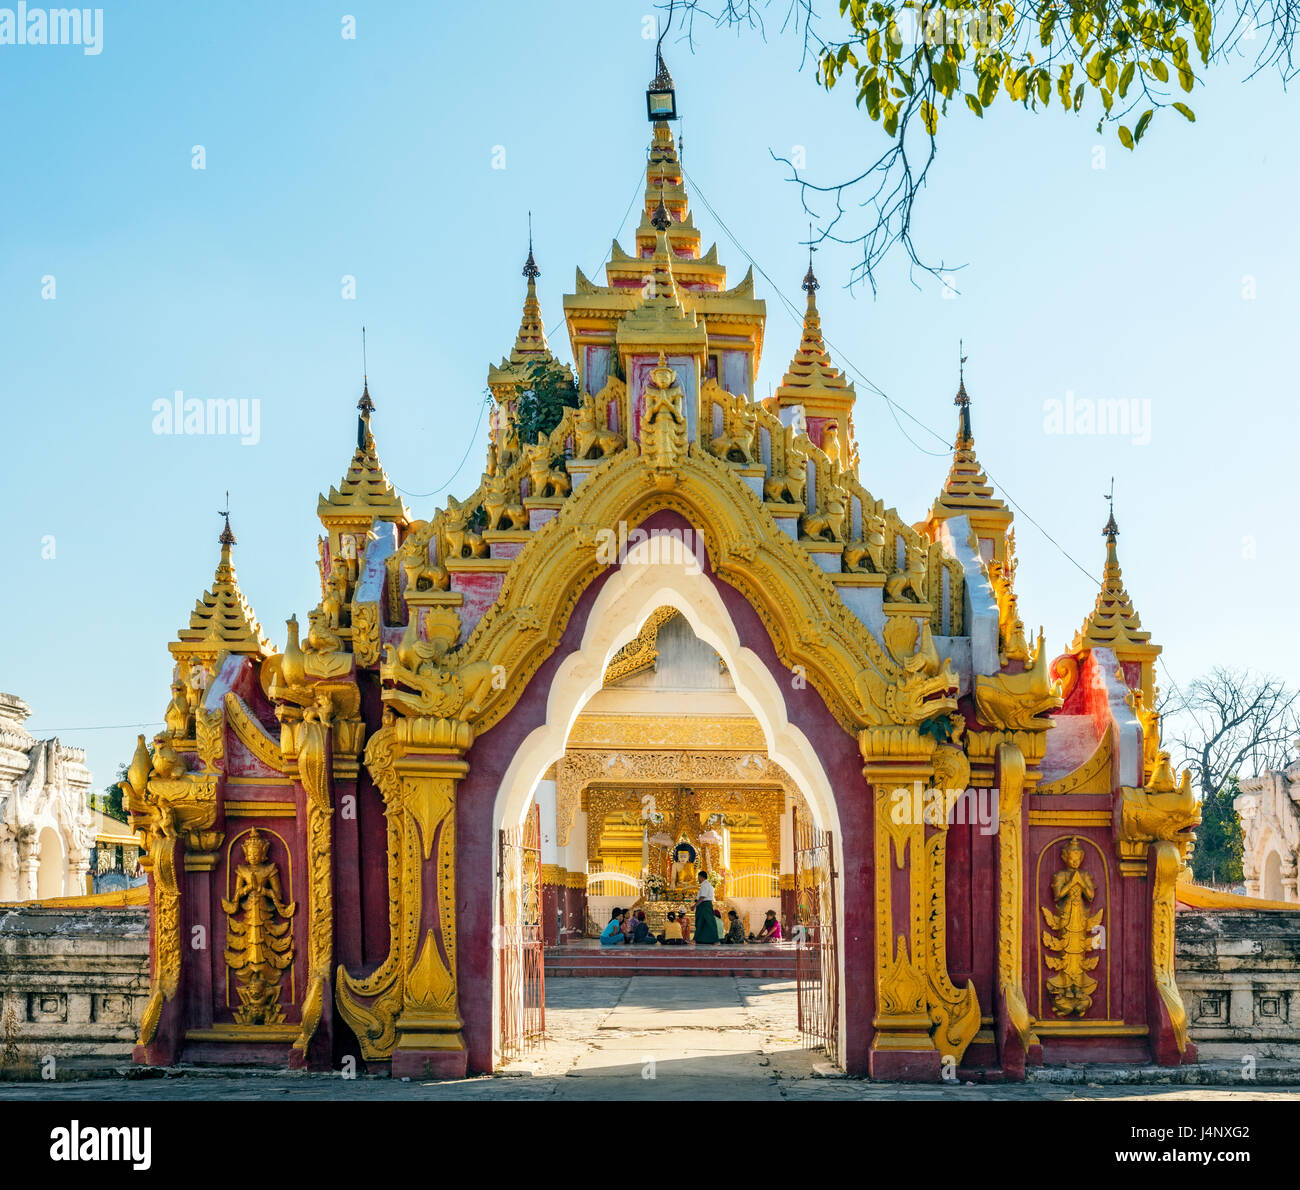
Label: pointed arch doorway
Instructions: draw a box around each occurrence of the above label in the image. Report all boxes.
[482,524,859,1071]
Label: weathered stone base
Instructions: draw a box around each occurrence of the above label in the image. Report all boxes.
[1176,907,1300,1059]
[0,906,148,1065]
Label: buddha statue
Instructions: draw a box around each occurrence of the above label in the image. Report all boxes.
[669,839,697,890]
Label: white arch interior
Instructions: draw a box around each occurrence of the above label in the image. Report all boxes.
[36,826,65,900]
[489,534,848,1064]
[491,535,842,838]
[1262,849,1284,901]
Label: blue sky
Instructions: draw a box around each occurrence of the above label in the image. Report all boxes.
[2,0,1297,790]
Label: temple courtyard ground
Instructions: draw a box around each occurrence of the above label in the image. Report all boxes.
[1,978,1297,1100]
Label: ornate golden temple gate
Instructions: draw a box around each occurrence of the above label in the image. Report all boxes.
[498,803,545,1060]
[793,808,839,1064]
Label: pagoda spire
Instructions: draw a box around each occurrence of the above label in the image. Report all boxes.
[170,505,274,671]
[636,45,699,261]
[488,223,560,398]
[768,252,857,466]
[1072,492,1154,653]
[511,215,550,363]
[926,357,1013,558]
[318,379,410,527]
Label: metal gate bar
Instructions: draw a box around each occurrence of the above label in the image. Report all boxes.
[499,803,545,1061]
[794,808,839,1065]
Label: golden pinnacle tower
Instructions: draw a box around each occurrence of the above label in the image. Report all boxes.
[924,366,1013,564]
[766,256,859,469]
[1071,504,1160,701]
[170,510,273,673]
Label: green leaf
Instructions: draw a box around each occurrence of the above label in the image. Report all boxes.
[920,99,939,135]
[1172,101,1195,122]
[1134,109,1154,141]
[1152,59,1169,83]
[1119,62,1135,97]
[1118,125,1134,149]
[1073,82,1085,111]
[1177,66,1195,92]
[966,93,984,117]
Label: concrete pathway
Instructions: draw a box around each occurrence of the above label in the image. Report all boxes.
[1,977,1297,1100]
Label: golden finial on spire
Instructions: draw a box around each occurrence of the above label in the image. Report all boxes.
[954,340,972,450]
[651,183,672,232]
[802,223,819,294]
[1102,477,1119,541]
[523,211,540,281]
[218,492,235,549]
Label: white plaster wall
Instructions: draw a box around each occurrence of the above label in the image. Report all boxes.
[938,514,999,676]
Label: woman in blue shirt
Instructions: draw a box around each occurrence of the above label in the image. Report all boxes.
[600,908,628,946]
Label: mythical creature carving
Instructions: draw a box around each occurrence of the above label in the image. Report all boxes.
[1124,683,1162,785]
[574,392,625,459]
[704,380,758,465]
[1041,836,1103,1017]
[844,513,888,574]
[858,614,959,726]
[381,606,497,724]
[399,529,450,592]
[482,470,528,530]
[523,435,572,498]
[762,423,808,504]
[821,419,844,469]
[321,559,349,630]
[163,680,193,739]
[800,493,847,543]
[884,546,927,604]
[1120,751,1200,852]
[974,630,1064,730]
[443,495,488,558]
[222,828,297,1026]
[302,608,351,680]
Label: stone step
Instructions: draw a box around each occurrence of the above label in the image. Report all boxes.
[544,948,799,979]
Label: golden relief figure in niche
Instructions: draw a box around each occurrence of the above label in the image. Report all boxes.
[1041,837,1103,1017]
[222,829,297,1025]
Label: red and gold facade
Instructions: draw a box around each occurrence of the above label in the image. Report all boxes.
[123,60,1200,1080]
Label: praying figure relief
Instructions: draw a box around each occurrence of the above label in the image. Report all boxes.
[1041,837,1103,1016]
[222,829,297,1025]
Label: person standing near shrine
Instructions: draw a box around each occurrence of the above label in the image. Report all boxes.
[694,872,720,944]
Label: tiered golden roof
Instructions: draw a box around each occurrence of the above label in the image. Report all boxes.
[487,243,558,394]
[170,516,273,665]
[563,100,766,380]
[924,375,1014,564]
[1071,511,1157,655]
[316,387,410,526]
[768,267,857,457]
[615,223,707,353]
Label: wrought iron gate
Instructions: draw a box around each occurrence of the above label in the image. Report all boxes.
[499,802,545,1060]
[793,809,839,1064]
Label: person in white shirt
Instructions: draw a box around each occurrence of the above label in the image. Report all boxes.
[693,872,720,944]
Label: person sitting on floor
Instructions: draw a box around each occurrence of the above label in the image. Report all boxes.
[750,909,782,943]
[600,908,628,946]
[721,908,746,945]
[631,909,657,944]
[658,911,686,945]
